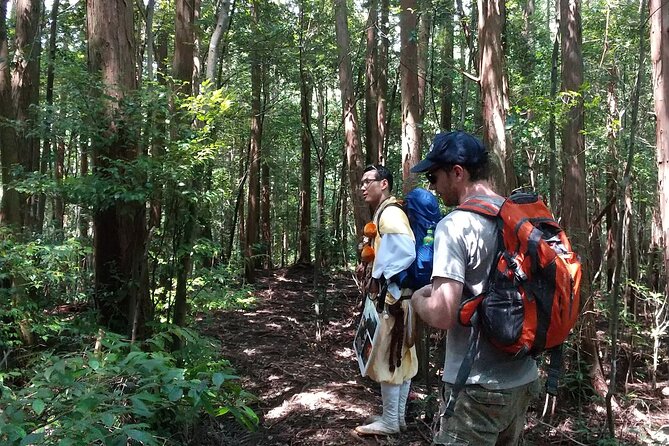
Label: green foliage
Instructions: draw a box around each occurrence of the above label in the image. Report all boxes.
[0,327,257,445]
[0,229,91,348]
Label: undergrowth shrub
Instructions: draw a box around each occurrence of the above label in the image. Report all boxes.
[0,326,257,445]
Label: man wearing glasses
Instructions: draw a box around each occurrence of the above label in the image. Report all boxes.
[355,164,418,436]
[410,131,539,445]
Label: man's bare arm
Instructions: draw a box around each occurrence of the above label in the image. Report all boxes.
[411,277,463,330]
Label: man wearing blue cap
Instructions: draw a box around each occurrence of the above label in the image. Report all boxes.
[410,131,539,445]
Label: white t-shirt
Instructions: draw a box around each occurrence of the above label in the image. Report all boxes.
[432,196,538,389]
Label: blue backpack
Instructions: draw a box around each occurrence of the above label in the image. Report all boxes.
[379,188,442,290]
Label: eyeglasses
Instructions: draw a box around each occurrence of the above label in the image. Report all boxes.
[360,178,380,188]
[425,171,438,185]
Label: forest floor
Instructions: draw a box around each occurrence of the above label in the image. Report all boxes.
[197,266,669,446]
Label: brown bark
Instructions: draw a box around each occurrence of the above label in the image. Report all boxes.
[478,0,515,195]
[559,0,607,400]
[377,0,389,162]
[417,0,432,123]
[298,4,312,264]
[400,0,421,194]
[39,0,60,232]
[334,0,371,235]
[172,0,196,329]
[245,0,263,280]
[440,0,455,131]
[365,0,379,164]
[0,0,41,231]
[87,0,150,338]
[651,0,669,300]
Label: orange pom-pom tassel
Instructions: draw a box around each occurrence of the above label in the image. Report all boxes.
[364,222,377,238]
[361,245,375,263]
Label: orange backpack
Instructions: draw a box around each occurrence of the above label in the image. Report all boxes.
[444,191,582,417]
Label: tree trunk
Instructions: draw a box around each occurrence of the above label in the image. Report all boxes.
[478,0,515,195]
[650,0,669,302]
[0,0,41,232]
[548,34,559,209]
[400,0,421,193]
[245,0,262,281]
[38,0,60,232]
[559,0,607,400]
[440,0,455,131]
[206,0,232,84]
[334,0,370,235]
[172,0,196,329]
[365,0,379,164]
[377,0,389,162]
[87,0,150,339]
[417,0,432,125]
[298,3,312,264]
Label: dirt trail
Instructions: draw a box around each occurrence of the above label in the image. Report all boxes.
[201,266,669,446]
[202,266,432,445]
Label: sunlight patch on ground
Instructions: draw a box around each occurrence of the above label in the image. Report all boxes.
[265,388,368,420]
[334,347,356,359]
[266,323,282,330]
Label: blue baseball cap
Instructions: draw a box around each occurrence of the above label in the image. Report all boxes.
[411,131,488,173]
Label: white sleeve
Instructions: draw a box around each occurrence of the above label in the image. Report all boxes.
[371,233,416,281]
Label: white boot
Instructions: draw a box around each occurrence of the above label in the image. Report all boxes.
[398,380,411,431]
[356,383,401,435]
[366,380,411,431]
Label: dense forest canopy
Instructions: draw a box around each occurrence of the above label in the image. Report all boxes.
[0,0,667,443]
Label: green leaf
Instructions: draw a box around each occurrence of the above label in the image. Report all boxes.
[32,399,45,416]
[126,428,157,444]
[212,372,224,387]
[168,386,183,402]
[20,433,45,446]
[101,411,116,427]
[130,396,152,417]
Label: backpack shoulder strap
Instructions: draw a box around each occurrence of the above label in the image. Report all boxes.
[456,197,502,217]
[376,202,406,237]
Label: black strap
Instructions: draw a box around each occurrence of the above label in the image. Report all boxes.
[443,313,480,418]
[545,345,563,396]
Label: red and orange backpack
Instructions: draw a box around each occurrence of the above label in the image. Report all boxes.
[444,190,582,417]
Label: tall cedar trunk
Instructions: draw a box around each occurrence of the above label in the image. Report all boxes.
[149,26,168,230]
[548,35,559,208]
[298,3,312,264]
[478,0,515,195]
[15,0,41,232]
[650,0,669,301]
[206,0,232,84]
[400,0,421,194]
[365,0,379,164]
[605,69,619,291]
[559,0,607,399]
[315,84,328,275]
[260,66,271,268]
[456,0,474,130]
[377,0,389,161]
[0,0,40,231]
[625,0,646,308]
[172,0,196,328]
[45,0,61,231]
[440,0,454,131]
[87,0,150,339]
[245,0,262,281]
[417,0,431,124]
[334,0,371,235]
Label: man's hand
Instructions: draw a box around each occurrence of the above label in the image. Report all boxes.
[411,278,463,330]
